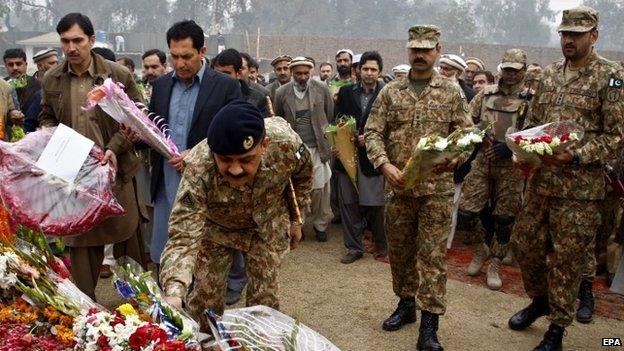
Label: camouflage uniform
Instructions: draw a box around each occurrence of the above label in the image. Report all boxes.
[365,27,472,313]
[159,117,313,331]
[459,49,530,259]
[512,46,624,327]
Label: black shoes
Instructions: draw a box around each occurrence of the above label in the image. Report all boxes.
[508,295,550,330]
[382,297,416,331]
[533,323,564,351]
[576,279,594,323]
[417,310,443,351]
[314,227,328,242]
[340,251,363,264]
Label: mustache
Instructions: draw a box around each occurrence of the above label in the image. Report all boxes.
[226,172,247,179]
[412,58,426,64]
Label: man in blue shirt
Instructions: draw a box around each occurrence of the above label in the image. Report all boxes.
[146,20,242,268]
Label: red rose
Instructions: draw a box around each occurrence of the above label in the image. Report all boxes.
[560,133,570,142]
[513,135,523,144]
[129,324,169,350]
[97,335,112,351]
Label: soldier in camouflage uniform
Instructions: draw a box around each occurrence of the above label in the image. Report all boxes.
[159,101,313,331]
[365,25,472,351]
[458,49,530,290]
[508,7,624,351]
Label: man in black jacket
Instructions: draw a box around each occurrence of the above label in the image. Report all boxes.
[147,20,242,267]
[334,51,387,264]
[212,49,269,117]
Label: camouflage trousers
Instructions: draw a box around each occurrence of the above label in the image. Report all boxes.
[386,194,452,314]
[512,190,600,327]
[459,156,523,216]
[582,192,619,278]
[186,234,281,332]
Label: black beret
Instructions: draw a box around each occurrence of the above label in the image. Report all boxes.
[207,100,265,155]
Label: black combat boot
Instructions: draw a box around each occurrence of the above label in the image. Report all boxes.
[533,323,564,351]
[508,294,550,330]
[382,297,416,331]
[576,279,594,323]
[417,310,443,351]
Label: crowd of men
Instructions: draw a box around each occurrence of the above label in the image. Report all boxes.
[1,5,623,351]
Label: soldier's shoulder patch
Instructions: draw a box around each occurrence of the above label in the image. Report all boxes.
[179,191,195,208]
[608,77,623,88]
[607,89,621,103]
[295,143,307,160]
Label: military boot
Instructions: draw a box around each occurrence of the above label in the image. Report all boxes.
[576,279,594,323]
[466,243,489,276]
[417,310,443,351]
[382,297,416,331]
[533,323,564,351]
[486,257,502,290]
[502,248,515,266]
[508,294,550,330]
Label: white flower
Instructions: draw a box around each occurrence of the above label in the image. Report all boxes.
[433,137,449,151]
[570,132,579,141]
[550,136,561,148]
[416,137,429,150]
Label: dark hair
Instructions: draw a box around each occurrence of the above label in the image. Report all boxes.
[319,62,332,70]
[92,47,116,61]
[211,48,242,71]
[142,49,166,65]
[56,13,94,36]
[166,20,204,51]
[474,70,495,84]
[240,52,259,70]
[359,51,383,72]
[3,48,26,62]
[117,56,135,71]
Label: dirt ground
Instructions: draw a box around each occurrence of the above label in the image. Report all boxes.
[96,224,624,351]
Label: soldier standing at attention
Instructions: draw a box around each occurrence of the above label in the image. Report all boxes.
[160,101,313,331]
[458,49,530,290]
[365,25,472,351]
[508,7,624,351]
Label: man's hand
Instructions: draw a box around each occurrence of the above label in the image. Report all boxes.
[9,110,24,126]
[541,148,573,166]
[331,146,340,158]
[290,222,303,250]
[120,124,141,143]
[169,150,190,172]
[485,142,513,162]
[433,156,460,174]
[380,163,405,189]
[101,149,118,169]
[164,296,182,309]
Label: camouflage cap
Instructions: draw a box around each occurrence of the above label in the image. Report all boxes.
[500,48,527,70]
[406,25,440,49]
[524,66,543,82]
[557,6,598,33]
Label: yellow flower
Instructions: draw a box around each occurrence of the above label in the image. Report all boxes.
[117,303,137,317]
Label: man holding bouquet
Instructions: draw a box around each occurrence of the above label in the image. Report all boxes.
[457,49,530,290]
[508,6,624,350]
[365,25,472,350]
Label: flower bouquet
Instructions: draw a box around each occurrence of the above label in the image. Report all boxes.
[111,257,200,348]
[0,127,125,236]
[325,115,358,189]
[73,304,198,351]
[84,78,180,160]
[205,306,341,351]
[402,126,489,189]
[505,120,584,172]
